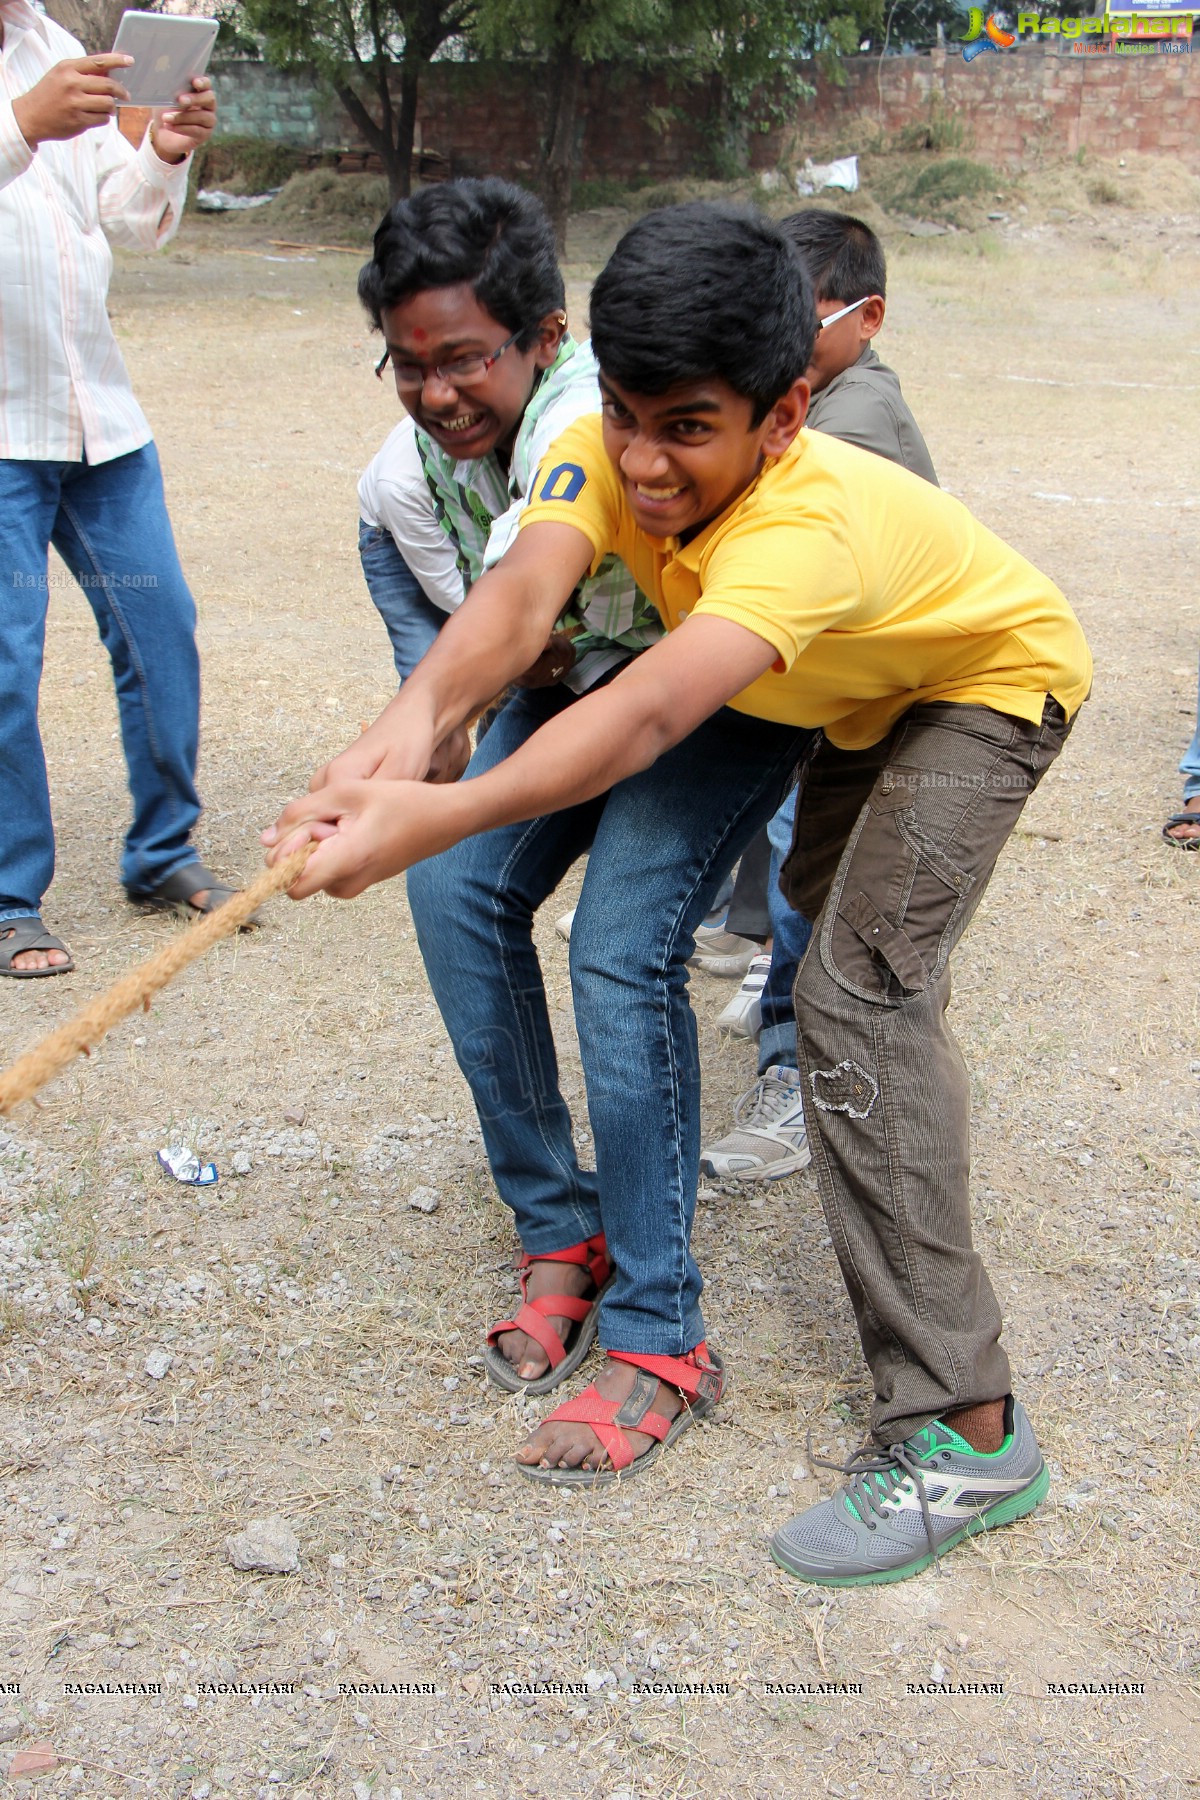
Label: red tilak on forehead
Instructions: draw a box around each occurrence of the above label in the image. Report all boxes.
[412,327,428,343]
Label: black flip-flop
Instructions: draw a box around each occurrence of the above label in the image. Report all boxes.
[1162,811,1200,851]
[132,862,260,923]
[0,917,75,979]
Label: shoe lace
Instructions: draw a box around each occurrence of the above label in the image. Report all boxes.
[806,1426,945,1573]
[733,1072,799,1131]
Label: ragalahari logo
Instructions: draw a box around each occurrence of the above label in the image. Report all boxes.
[960,8,1018,58]
[961,7,1196,56]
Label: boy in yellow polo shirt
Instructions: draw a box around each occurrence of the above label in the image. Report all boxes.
[268,203,1090,1586]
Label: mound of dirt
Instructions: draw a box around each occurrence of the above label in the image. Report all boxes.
[262,169,391,241]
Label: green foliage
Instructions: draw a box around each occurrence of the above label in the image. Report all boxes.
[904,157,992,205]
[894,101,971,153]
[1088,175,1123,206]
[191,134,305,195]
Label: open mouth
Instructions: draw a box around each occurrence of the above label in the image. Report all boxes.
[428,410,489,439]
[634,482,686,502]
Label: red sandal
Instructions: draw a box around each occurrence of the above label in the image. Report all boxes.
[516,1342,725,1487]
[483,1233,612,1395]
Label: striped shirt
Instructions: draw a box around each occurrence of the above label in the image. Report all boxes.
[0,0,190,463]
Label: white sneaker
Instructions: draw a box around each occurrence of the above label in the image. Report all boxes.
[715,951,772,1039]
[700,1067,812,1182]
[689,929,762,978]
[555,907,576,941]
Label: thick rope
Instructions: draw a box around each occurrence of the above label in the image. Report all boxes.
[0,845,314,1117]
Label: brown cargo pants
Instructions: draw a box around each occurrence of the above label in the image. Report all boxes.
[781,697,1074,1443]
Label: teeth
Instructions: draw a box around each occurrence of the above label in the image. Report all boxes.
[635,484,684,500]
[440,413,485,434]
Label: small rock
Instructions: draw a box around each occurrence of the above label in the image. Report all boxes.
[930,1659,947,1681]
[231,1152,253,1176]
[225,1515,300,1575]
[283,1107,306,1126]
[144,1349,173,1381]
[9,1746,57,1777]
[408,1186,440,1214]
[0,1721,21,1744]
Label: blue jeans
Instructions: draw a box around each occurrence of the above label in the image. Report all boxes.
[1181,652,1200,803]
[407,686,813,1354]
[0,446,202,921]
[358,520,447,683]
[758,786,815,1075]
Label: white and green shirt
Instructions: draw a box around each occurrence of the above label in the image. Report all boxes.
[358,335,661,693]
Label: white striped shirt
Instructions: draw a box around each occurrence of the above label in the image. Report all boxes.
[0,0,190,462]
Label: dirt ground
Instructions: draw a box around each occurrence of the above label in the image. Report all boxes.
[1,164,1199,1799]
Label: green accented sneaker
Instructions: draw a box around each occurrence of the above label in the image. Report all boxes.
[770,1398,1049,1586]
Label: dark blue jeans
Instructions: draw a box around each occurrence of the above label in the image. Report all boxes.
[758,786,815,1075]
[407,686,814,1354]
[0,445,202,920]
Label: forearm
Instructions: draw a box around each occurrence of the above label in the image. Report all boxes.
[446,666,675,835]
[359,525,592,760]
[97,127,188,249]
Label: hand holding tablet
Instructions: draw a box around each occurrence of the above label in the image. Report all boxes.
[110,12,219,107]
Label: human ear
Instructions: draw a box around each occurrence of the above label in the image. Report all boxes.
[859,295,886,342]
[534,309,568,368]
[761,378,810,455]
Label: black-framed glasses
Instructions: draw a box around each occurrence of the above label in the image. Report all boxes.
[374,328,525,388]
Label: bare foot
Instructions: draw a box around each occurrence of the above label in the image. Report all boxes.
[495,1257,595,1382]
[515,1354,684,1473]
[1164,795,1200,846]
[2,924,71,974]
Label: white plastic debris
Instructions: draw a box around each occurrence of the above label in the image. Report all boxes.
[157,1144,217,1185]
[795,154,859,196]
[195,188,279,211]
[225,1516,300,1575]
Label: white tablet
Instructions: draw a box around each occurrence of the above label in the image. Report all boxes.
[110,11,219,108]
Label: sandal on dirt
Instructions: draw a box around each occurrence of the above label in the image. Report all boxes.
[484,1232,612,1396]
[516,1342,725,1488]
[1162,811,1200,851]
[133,862,259,923]
[0,917,75,979]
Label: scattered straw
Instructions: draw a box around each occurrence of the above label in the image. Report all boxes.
[0,844,314,1116]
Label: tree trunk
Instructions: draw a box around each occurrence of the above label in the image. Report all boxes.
[542,37,583,257]
[390,56,422,202]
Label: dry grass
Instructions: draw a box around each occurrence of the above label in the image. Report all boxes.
[0,155,1198,1798]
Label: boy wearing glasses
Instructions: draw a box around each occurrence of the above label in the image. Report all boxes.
[270,202,1090,1586]
[355,178,659,760]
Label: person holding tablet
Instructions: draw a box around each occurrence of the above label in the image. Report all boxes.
[0,1,238,976]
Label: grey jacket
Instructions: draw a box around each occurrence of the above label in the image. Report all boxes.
[806,344,938,485]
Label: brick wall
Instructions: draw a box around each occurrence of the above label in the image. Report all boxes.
[759,42,1200,169]
[208,44,1200,178]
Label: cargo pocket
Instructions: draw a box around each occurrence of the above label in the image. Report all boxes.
[820,783,975,1007]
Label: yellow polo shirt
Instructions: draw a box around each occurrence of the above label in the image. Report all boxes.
[519,416,1091,750]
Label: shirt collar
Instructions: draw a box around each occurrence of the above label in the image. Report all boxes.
[1,1,50,51]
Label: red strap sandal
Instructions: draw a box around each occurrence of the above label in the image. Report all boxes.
[483,1232,612,1395]
[516,1341,725,1487]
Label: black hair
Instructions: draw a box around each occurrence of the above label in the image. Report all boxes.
[588,203,816,426]
[358,178,565,348]
[779,210,887,305]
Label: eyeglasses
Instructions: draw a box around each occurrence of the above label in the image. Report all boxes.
[374,328,525,389]
[819,295,873,330]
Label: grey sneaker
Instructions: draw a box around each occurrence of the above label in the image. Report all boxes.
[700,1067,811,1181]
[770,1399,1049,1586]
[689,929,761,978]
